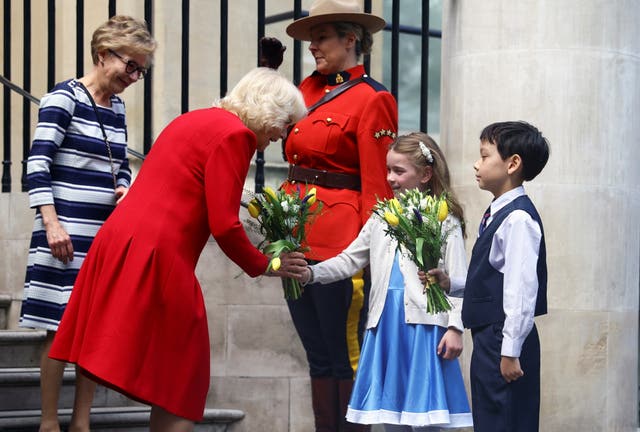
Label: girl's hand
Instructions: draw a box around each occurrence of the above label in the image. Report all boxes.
[418,270,428,284]
[300,267,313,285]
[437,328,463,360]
[115,186,129,204]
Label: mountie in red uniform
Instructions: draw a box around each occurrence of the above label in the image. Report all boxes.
[281,63,398,430]
[283,64,397,260]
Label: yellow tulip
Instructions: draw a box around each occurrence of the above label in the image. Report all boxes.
[437,200,449,222]
[384,211,400,227]
[306,187,317,206]
[248,200,261,218]
[389,198,403,213]
[270,257,282,271]
[263,186,278,202]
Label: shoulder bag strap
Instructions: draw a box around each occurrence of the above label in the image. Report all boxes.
[76,81,117,190]
[281,76,366,161]
[306,76,365,113]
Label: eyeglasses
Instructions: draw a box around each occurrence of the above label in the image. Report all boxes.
[108,49,148,79]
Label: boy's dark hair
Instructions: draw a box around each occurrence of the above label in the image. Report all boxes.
[480,121,550,181]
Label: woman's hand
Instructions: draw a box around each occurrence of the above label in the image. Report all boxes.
[115,186,129,204]
[40,205,74,264]
[437,328,463,360]
[265,251,307,279]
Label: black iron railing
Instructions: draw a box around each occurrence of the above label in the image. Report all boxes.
[1,0,440,193]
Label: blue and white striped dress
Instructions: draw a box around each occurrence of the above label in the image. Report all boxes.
[20,79,131,331]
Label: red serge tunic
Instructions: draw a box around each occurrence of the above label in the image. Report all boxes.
[282,65,397,260]
[49,108,269,421]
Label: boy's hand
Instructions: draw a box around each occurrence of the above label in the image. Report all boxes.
[500,356,524,382]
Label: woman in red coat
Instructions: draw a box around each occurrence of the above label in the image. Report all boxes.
[49,67,308,431]
[282,1,398,430]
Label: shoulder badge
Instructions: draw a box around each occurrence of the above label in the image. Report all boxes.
[374,129,397,140]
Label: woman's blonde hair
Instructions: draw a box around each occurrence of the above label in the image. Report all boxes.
[390,132,467,237]
[217,67,307,135]
[91,15,157,66]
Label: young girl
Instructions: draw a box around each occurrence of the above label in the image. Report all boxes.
[300,132,473,431]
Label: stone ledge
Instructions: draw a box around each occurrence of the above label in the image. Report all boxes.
[0,330,47,368]
[0,329,47,345]
[0,407,244,431]
[0,367,75,385]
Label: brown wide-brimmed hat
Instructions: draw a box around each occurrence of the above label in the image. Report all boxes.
[286,0,386,41]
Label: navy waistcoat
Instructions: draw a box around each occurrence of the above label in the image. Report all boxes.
[462,195,547,329]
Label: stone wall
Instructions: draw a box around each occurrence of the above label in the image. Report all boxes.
[441,1,640,430]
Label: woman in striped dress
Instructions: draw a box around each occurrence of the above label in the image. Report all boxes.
[19,15,156,432]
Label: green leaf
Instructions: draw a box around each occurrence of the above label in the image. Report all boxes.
[415,237,425,267]
[263,239,297,256]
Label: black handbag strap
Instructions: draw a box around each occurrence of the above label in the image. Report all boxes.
[76,81,117,189]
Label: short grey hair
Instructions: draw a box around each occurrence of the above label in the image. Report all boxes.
[91,15,157,66]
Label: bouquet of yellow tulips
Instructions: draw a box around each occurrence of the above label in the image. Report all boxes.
[246,185,321,300]
[373,188,453,314]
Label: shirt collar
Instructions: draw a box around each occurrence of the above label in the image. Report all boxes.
[312,65,365,86]
[325,70,351,85]
[490,185,526,216]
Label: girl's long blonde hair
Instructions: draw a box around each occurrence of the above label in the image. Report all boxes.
[389,132,466,237]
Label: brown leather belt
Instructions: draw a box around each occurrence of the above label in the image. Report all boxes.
[287,165,361,191]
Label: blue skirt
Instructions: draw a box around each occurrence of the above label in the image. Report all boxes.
[346,255,473,428]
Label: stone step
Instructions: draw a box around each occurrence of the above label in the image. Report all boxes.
[0,329,46,368]
[0,406,244,431]
[0,367,133,411]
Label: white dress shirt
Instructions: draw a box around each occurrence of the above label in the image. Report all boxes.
[483,186,542,357]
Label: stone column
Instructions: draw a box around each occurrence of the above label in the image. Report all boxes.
[441,1,640,430]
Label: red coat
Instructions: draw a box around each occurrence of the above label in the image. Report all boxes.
[50,108,269,421]
[282,65,397,260]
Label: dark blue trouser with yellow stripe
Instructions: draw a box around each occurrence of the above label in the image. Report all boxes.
[287,269,368,378]
[287,269,369,431]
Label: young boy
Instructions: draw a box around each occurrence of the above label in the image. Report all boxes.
[462,121,550,432]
